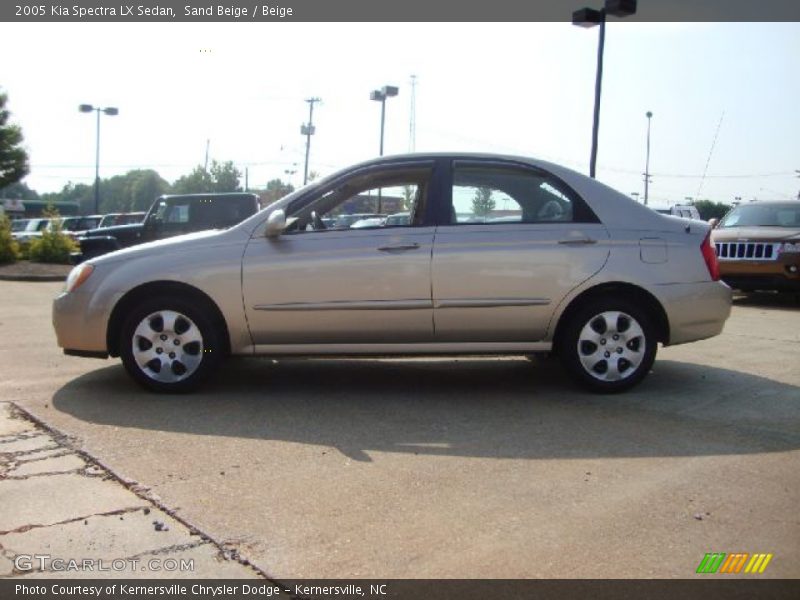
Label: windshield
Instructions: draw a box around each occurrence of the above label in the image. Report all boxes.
[11,220,29,232]
[719,203,800,228]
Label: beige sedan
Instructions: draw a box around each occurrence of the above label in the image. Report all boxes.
[53,154,731,393]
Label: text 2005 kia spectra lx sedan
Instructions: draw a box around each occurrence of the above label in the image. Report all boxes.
[53,154,732,393]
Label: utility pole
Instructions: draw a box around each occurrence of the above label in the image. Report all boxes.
[302,97,320,186]
[408,75,417,153]
[204,139,210,173]
[796,170,799,200]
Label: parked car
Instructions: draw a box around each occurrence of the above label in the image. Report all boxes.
[74,193,260,262]
[654,205,702,221]
[98,212,147,228]
[10,219,30,234]
[334,213,386,229]
[55,216,103,239]
[350,217,387,229]
[385,212,411,227]
[53,153,731,393]
[711,200,800,292]
[12,218,50,242]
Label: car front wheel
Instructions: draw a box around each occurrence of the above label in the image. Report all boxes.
[120,297,222,392]
[560,298,657,393]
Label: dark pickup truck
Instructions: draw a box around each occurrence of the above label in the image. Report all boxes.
[74,192,260,263]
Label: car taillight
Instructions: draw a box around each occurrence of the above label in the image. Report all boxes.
[701,232,720,281]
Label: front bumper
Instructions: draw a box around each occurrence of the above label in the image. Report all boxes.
[719,256,800,291]
[52,288,110,357]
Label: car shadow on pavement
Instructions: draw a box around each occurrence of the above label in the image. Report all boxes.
[732,291,800,310]
[52,357,800,462]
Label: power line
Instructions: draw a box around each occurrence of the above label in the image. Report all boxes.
[696,111,725,199]
[408,74,417,153]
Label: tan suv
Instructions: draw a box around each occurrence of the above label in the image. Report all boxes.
[711,201,800,292]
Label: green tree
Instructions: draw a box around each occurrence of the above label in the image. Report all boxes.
[0,90,29,189]
[172,160,242,194]
[402,185,415,211]
[471,186,495,217]
[259,178,294,206]
[0,180,39,200]
[209,161,242,192]
[172,166,213,194]
[693,199,732,221]
[100,169,170,212]
[128,170,170,211]
[41,182,93,215]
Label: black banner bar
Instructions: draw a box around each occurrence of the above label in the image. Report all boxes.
[3,0,800,23]
[2,580,800,600]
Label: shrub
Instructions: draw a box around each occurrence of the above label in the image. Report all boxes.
[16,238,30,260]
[28,209,78,264]
[0,214,19,264]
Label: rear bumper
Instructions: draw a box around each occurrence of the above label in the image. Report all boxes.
[654,280,732,346]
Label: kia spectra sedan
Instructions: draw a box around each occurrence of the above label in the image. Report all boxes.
[53,154,731,393]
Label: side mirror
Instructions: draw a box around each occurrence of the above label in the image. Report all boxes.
[265,209,287,238]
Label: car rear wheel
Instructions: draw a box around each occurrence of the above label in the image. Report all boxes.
[559,298,657,393]
[120,297,223,392]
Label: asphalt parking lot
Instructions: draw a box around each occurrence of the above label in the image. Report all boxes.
[0,281,798,579]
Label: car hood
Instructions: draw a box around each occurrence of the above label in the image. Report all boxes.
[83,223,144,238]
[712,226,800,242]
[87,229,236,266]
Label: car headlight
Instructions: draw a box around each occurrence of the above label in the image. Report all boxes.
[65,263,94,293]
[781,242,800,253]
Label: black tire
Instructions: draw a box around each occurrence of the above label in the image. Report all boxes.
[558,297,657,393]
[119,296,224,393]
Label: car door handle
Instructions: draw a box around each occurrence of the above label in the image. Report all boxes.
[558,238,597,245]
[378,243,421,252]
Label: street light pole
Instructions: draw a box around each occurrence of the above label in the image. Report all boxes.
[572,0,637,179]
[94,108,101,214]
[644,110,653,205]
[370,85,399,157]
[79,104,118,214]
[370,86,399,214]
[379,97,387,156]
[589,14,606,179]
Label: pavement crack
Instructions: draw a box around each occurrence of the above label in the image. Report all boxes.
[0,432,44,445]
[127,540,209,560]
[6,402,270,580]
[0,445,62,459]
[4,467,86,480]
[0,506,147,536]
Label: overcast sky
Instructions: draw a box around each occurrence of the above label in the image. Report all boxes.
[1,21,798,207]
